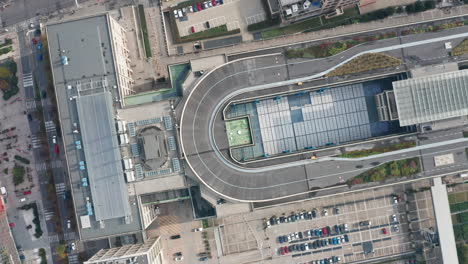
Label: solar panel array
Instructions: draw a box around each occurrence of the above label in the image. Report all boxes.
[164,116,173,131]
[128,122,136,137]
[144,168,173,177]
[134,164,144,180]
[136,117,162,127]
[167,136,177,151]
[130,143,139,157]
[172,158,181,172]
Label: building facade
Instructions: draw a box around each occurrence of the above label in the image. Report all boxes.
[85,237,164,264]
[107,15,135,98]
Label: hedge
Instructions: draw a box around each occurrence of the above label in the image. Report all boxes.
[138,5,152,58]
[247,17,281,32]
[14,155,30,165]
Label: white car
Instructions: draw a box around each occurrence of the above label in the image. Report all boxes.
[70,242,76,251]
[392,214,397,222]
[52,135,56,144]
[188,5,193,12]
[204,2,210,8]
[323,209,328,216]
[173,10,178,18]
[304,243,309,250]
[174,256,183,261]
[287,234,292,242]
[193,227,203,232]
[20,198,26,203]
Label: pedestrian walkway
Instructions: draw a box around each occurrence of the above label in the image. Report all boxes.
[48,234,59,243]
[35,162,47,171]
[51,160,62,169]
[31,135,41,149]
[64,231,76,241]
[55,183,65,197]
[45,121,56,134]
[25,100,36,111]
[22,72,33,88]
[68,254,79,264]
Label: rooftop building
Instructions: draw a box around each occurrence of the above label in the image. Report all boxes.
[46,13,142,240]
[84,237,163,264]
[393,69,468,126]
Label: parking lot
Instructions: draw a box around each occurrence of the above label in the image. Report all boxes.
[209,180,440,264]
[174,0,265,39]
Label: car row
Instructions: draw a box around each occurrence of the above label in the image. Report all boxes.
[278,235,350,256]
[266,210,318,228]
[175,0,224,18]
[310,256,341,264]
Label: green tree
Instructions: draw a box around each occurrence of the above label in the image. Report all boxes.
[0,67,11,79]
[405,4,415,13]
[424,1,435,9]
[396,6,404,13]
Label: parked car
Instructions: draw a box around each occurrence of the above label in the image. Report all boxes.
[188,5,193,12]
[193,227,203,232]
[174,256,183,261]
[393,225,399,232]
[199,257,209,261]
[32,38,37,44]
[335,207,340,214]
[344,234,349,242]
[279,247,285,255]
[196,3,202,10]
[20,198,26,203]
[170,234,181,239]
[191,26,195,33]
[298,231,303,239]
[37,54,43,61]
[70,243,76,251]
[382,228,388,234]
[54,145,59,154]
[23,191,31,195]
[211,0,217,6]
[359,220,371,226]
[392,214,398,222]
[219,0,224,4]
[323,209,328,216]
[41,91,47,98]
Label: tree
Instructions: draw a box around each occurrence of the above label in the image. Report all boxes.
[414,1,425,12]
[0,67,11,79]
[396,6,404,13]
[424,1,436,9]
[385,6,395,16]
[0,79,9,91]
[406,4,415,13]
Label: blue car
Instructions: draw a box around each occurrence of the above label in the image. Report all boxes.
[332,237,338,245]
[37,54,43,61]
[278,236,283,243]
[37,43,42,50]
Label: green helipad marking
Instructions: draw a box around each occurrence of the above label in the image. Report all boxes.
[226,118,252,147]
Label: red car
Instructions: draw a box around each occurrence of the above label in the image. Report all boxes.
[283,246,289,253]
[191,26,195,33]
[32,38,37,45]
[24,191,31,195]
[279,247,285,255]
[54,145,59,154]
[196,3,202,11]
[211,0,217,6]
[382,228,388,234]
[322,227,328,236]
[9,223,15,227]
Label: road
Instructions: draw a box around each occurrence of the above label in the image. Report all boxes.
[14,28,78,263]
[180,28,468,202]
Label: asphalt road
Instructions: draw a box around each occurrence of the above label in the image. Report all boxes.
[0,0,81,27]
[180,28,468,202]
[15,28,78,262]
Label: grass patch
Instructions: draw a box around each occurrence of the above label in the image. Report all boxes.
[326,53,401,77]
[138,5,152,58]
[12,165,25,186]
[180,24,240,42]
[339,141,415,158]
[457,242,468,264]
[14,155,30,165]
[347,157,420,186]
[202,219,209,228]
[0,59,18,101]
[452,39,468,57]
[451,201,468,213]
[226,118,252,147]
[285,32,396,59]
[247,16,281,31]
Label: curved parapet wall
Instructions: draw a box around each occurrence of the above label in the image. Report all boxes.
[180,54,316,202]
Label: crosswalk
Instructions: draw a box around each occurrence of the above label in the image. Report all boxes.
[51,159,62,169]
[25,100,37,111]
[64,232,76,241]
[31,135,41,149]
[23,73,33,88]
[55,183,66,197]
[35,162,47,172]
[45,121,56,134]
[36,160,63,172]
[48,234,59,243]
[68,254,79,264]
[43,209,55,221]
